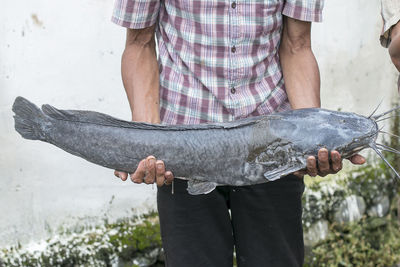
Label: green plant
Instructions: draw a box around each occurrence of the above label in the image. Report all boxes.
[304,216,400,266]
[0,213,163,267]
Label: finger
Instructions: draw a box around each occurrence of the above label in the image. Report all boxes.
[144,156,156,184]
[293,170,306,178]
[306,156,318,177]
[164,171,174,185]
[119,172,128,181]
[156,160,166,187]
[330,150,342,173]
[317,148,330,176]
[130,159,146,183]
[349,154,366,165]
[114,170,128,181]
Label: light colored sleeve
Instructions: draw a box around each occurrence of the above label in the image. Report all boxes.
[111,0,160,29]
[282,0,325,22]
[380,0,400,48]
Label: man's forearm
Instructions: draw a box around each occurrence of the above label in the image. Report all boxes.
[122,26,160,123]
[279,17,320,109]
[389,22,400,72]
[116,27,173,184]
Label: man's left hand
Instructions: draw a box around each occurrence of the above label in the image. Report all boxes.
[294,148,366,177]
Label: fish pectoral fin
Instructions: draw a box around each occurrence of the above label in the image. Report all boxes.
[187,179,218,195]
[263,161,307,181]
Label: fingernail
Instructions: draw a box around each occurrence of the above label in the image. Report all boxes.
[157,163,163,170]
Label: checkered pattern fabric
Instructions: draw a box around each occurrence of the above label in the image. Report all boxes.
[112,0,324,124]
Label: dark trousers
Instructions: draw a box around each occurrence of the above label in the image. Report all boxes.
[157,174,305,267]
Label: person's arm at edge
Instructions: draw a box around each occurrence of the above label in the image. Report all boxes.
[114,26,174,186]
[279,16,365,177]
[389,22,400,72]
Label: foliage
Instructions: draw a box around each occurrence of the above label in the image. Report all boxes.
[0,213,162,267]
[304,216,400,267]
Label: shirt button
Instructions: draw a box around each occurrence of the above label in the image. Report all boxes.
[231,2,237,8]
[231,87,236,94]
[231,46,236,53]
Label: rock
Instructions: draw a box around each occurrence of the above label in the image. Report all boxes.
[367,195,390,218]
[333,195,366,223]
[157,248,165,263]
[304,220,329,247]
[132,248,160,267]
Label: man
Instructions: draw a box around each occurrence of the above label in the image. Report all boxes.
[381,0,400,91]
[111,1,364,266]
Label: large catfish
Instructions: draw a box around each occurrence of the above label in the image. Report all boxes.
[12,97,399,194]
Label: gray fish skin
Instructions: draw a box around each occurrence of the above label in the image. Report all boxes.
[12,97,378,194]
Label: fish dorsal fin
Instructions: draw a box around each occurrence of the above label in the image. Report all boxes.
[41,104,265,131]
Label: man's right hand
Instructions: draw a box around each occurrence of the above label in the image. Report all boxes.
[114,156,174,187]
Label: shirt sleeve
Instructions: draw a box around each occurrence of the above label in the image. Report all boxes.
[282,0,324,22]
[111,0,160,29]
[380,0,400,48]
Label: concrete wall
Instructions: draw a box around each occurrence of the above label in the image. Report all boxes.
[0,0,398,247]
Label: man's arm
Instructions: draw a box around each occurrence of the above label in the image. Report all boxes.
[115,26,173,186]
[389,22,400,72]
[279,16,365,177]
[122,25,160,123]
[279,16,320,109]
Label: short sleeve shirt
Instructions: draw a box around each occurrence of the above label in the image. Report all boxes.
[380,0,400,48]
[112,0,324,124]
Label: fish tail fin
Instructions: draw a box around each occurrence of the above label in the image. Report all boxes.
[12,97,47,141]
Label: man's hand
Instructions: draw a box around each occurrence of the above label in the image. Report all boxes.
[114,156,174,187]
[294,148,366,177]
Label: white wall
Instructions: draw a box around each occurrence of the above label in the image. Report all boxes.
[313,0,398,114]
[0,0,398,247]
[0,0,158,247]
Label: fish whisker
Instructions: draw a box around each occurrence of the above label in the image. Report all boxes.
[375,143,400,154]
[375,115,400,122]
[376,143,400,151]
[371,145,400,180]
[377,147,400,155]
[368,98,384,118]
[372,106,400,120]
[379,130,400,139]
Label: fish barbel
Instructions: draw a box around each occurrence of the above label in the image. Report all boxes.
[12,97,400,194]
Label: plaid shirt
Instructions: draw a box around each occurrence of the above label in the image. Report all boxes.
[112,0,324,124]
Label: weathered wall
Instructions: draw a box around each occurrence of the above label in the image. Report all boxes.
[0,0,398,247]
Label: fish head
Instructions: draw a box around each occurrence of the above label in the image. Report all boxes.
[266,109,379,157]
[326,111,378,157]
